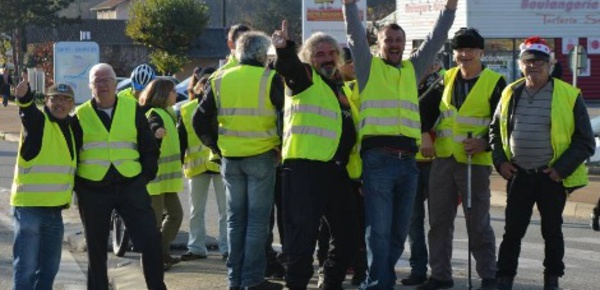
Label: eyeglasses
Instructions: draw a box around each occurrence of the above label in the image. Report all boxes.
[91,78,115,86]
[48,96,74,104]
[522,59,548,67]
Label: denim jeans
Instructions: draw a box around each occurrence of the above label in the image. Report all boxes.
[3,93,9,106]
[361,148,419,289]
[187,173,227,255]
[407,162,431,277]
[221,151,276,288]
[13,206,64,290]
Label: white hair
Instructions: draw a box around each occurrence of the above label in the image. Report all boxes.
[89,63,116,83]
[235,31,271,65]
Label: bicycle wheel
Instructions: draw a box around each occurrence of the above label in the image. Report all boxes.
[111,210,130,257]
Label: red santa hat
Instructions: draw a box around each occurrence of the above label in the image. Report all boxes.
[519,36,551,60]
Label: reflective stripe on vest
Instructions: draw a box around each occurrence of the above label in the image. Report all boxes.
[499,78,587,188]
[282,69,352,161]
[181,99,220,178]
[146,108,183,195]
[11,113,76,207]
[213,65,279,157]
[434,67,503,165]
[75,97,141,181]
[358,58,421,141]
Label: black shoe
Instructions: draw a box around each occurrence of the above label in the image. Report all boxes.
[401,273,427,286]
[351,272,366,286]
[477,278,498,290]
[544,275,559,290]
[180,251,207,261]
[247,280,283,290]
[497,276,514,290]
[222,252,229,261]
[265,261,286,280]
[416,278,454,290]
[592,211,600,231]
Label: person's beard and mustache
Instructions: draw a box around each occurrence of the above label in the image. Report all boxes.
[318,61,339,80]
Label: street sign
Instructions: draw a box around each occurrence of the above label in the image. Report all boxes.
[568,45,588,74]
[568,45,588,88]
[53,42,99,104]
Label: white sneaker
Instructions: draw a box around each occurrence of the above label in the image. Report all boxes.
[317,267,324,289]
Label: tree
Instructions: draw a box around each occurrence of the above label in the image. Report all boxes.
[0,0,78,76]
[126,0,210,75]
[230,0,302,43]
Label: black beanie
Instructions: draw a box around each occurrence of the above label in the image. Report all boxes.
[451,28,484,50]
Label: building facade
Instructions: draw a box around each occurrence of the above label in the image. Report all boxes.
[397,0,600,99]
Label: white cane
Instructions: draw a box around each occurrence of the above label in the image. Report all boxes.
[467,131,473,290]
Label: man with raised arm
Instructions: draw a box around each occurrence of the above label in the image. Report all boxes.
[342,0,457,289]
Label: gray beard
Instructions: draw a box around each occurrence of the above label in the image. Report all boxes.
[319,66,337,79]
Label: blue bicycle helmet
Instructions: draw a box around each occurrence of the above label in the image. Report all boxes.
[130,64,156,91]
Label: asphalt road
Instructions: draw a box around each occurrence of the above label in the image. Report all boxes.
[1,138,599,289]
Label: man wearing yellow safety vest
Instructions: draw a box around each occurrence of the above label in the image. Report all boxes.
[194,31,284,290]
[71,63,166,290]
[343,0,457,288]
[11,74,76,290]
[271,20,359,290]
[216,24,252,73]
[418,28,506,290]
[490,36,594,290]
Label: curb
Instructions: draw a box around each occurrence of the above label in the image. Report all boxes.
[0,131,20,143]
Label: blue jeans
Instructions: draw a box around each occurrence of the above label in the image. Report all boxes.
[221,151,276,288]
[407,162,431,277]
[187,173,227,255]
[13,207,64,290]
[361,148,419,289]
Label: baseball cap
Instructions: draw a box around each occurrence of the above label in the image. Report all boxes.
[451,28,484,50]
[46,83,74,99]
[519,36,551,61]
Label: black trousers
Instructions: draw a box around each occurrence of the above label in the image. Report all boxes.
[317,181,366,276]
[496,169,567,278]
[282,159,358,290]
[76,177,166,290]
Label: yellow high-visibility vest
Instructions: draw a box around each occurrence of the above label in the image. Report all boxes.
[435,67,503,165]
[117,87,136,100]
[358,58,421,142]
[146,108,183,195]
[75,97,141,180]
[499,78,588,188]
[282,69,343,161]
[212,65,280,157]
[11,113,76,207]
[180,99,220,178]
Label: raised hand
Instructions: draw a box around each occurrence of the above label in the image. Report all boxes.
[272,20,289,49]
[15,72,29,99]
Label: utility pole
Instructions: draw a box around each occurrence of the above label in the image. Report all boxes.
[222,0,227,27]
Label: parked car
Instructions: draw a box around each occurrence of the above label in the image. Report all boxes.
[116,76,186,102]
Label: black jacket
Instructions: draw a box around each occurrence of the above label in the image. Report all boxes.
[489,78,595,181]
